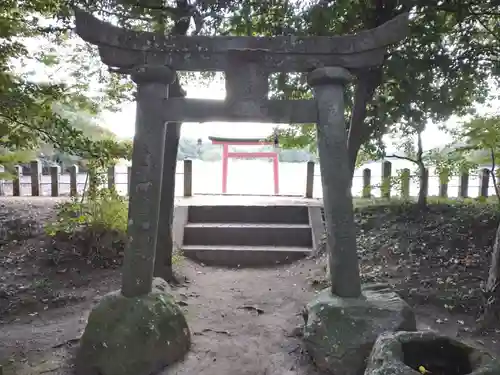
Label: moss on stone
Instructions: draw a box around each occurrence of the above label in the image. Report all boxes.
[75,278,190,375]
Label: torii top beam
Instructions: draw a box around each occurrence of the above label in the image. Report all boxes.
[208,136,272,145]
[73,9,409,73]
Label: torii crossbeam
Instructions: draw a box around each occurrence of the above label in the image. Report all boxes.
[74,9,409,124]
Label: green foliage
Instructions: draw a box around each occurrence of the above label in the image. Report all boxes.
[427,148,475,184]
[220,0,497,160]
[455,115,500,164]
[45,189,128,237]
[453,115,500,202]
[44,161,129,266]
[0,149,33,178]
[380,175,391,198]
[0,0,137,174]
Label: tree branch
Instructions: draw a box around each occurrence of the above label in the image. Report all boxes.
[385,154,418,164]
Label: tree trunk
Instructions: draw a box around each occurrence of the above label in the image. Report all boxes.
[347,68,382,177]
[489,149,500,202]
[417,164,427,208]
[415,130,427,208]
[480,220,500,329]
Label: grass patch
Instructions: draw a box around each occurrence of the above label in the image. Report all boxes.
[44,189,182,268]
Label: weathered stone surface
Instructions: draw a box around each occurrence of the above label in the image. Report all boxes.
[73,8,409,72]
[365,330,500,375]
[162,98,317,123]
[225,49,269,102]
[75,278,191,375]
[120,66,172,298]
[74,8,408,55]
[309,66,360,298]
[303,284,416,375]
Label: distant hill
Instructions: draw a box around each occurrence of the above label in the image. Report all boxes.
[177,138,314,162]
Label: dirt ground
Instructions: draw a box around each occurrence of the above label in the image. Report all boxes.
[0,197,499,375]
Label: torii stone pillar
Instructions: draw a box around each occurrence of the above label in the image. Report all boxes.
[304,68,417,375]
[75,64,191,375]
[121,65,173,297]
[308,67,361,298]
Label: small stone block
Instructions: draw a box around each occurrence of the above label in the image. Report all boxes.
[365,330,500,375]
[131,65,176,84]
[303,284,416,375]
[75,278,191,375]
[307,66,352,86]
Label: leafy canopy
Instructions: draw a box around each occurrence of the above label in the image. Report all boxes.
[214,0,497,162]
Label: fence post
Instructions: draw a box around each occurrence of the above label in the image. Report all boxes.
[381,161,392,198]
[400,168,410,199]
[479,168,490,197]
[438,171,449,198]
[30,160,41,196]
[459,172,469,198]
[362,168,371,198]
[127,166,132,196]
[183,159,192,197]
[305,161,315,198]
[69,165,78,197]
[13,166,22,196]
[107,165,116,190]
[50,165,60,197]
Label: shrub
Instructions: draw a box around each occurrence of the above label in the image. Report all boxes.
[46,189,128,236]
[45,187,183,268]
[45,188,129,267]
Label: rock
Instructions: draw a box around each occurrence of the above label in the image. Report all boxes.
[365,330,500,375]
[302,283,416,375]
[75,278,191,375]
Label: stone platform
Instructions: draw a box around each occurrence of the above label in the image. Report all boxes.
[174,194,322,207]
[172,194,324,267]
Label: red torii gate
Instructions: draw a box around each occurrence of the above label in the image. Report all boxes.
[208,136,280,195]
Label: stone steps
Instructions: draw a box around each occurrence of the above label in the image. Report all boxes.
[180,204,314,267]
[187,205,310,224]
[183,222,312,247]
[182,245,310,267]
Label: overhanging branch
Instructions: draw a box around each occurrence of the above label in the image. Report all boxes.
[385,154,417,164]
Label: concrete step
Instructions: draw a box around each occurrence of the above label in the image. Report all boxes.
[183,222,312,247]
[182,245,311,267]
[188,205,309,224]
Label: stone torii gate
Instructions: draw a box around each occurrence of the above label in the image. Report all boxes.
[72,9,409,375]
[74,7,408,298]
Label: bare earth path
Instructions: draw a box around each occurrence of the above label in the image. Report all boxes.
[167,261,319,375]
[4,259,499,375]
[2,260,320,375]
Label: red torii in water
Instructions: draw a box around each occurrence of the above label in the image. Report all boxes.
[207,135,280,195]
